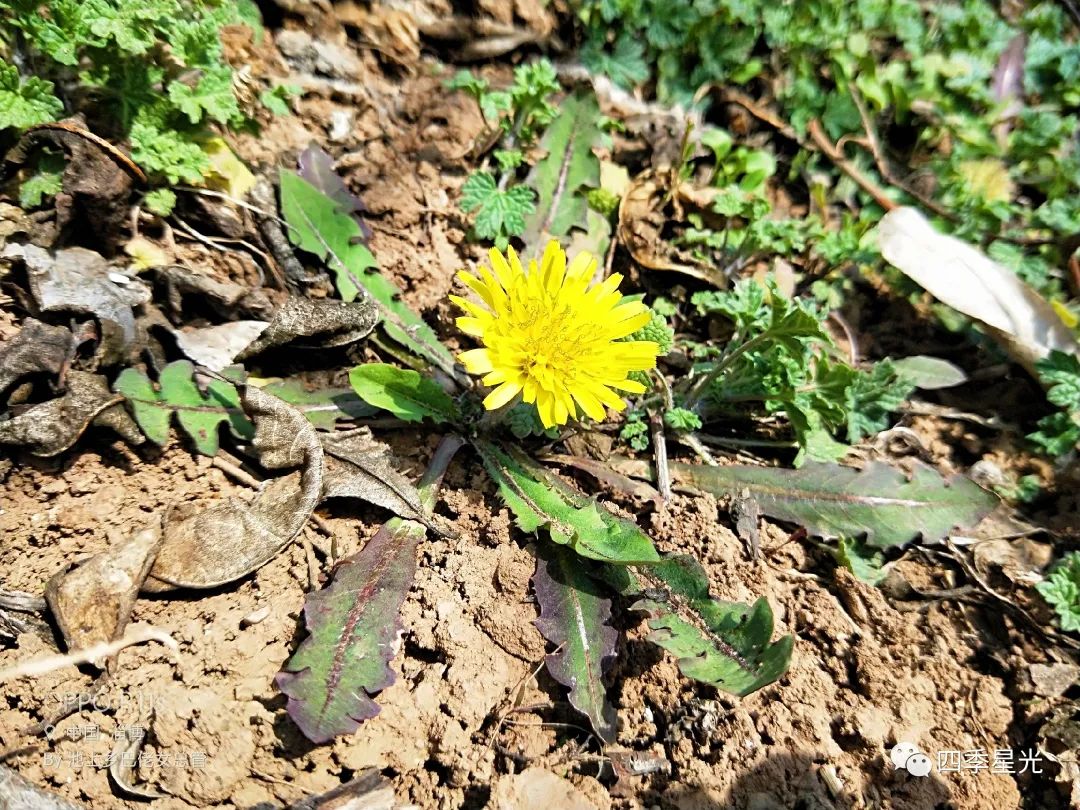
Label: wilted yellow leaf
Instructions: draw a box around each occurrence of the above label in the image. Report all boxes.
[200,137,256,199]
[957,159,1014,203]
[600,159,630,197]
[1052,299,1079,330]
[124,236,169,271]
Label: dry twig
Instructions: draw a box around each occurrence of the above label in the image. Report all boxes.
[0,625,179,684]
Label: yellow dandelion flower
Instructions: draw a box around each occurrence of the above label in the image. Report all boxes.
[451,240,660,428]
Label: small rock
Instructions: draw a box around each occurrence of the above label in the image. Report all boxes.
[329,108,354,142]
[491,768,598,810]
[1031,662,1080,698]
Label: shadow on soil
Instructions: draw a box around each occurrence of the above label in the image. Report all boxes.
[661,749,951,810]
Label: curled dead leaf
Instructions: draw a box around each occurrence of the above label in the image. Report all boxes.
[235,295,379,360]
[0,370,139,456]
[971,537,1052,587]
[617,171,727,287]
[144,385,323,591]
[0,318,77,395]
[3,121,144,247]
[322,428,433,528]
[542,453,662,508]
[2,243,152,364]
[109,724,165,800]
[156,264,275,321]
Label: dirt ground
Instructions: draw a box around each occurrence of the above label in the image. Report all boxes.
[0,17,1076,810]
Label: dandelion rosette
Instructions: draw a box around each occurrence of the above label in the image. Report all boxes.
[451,240,659,428]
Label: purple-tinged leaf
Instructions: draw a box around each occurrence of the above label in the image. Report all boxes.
[276,436,463,743]
[991,33,1026,142]
[613,457,998,550]
[992,33,1026,104]
[297,144,372,239]
[276,515,423,742]
[533,542,618,743]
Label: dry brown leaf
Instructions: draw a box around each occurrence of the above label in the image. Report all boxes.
[878,206,1080,373]
[4,121,142,247]
[110,726,165,800]
[44,522,163,666]
[972,537,1052,587]
[156,264,275,321]
[235,295,379,360]
[542,453,662,508]
[0,318,77,395]
[617,172,727,287]
[2,243,152,364]
[0,370,137,456]
[143,385,323,591]
[322,428,432,527]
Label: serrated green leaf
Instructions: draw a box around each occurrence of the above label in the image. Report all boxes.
[143,188,177,217]
[785,401,850,465]
[84,0,179,54]
[18,152,64,207]
[580,33,650,90]
[279,170,459,378]
[167,65,240,125]
[475,439,659,565]
[842,360,914,443]
[114,360,253,455]
[522,92,605,248]
[446,70,488,98]
[349,363,458,424]
[0,61,64,129]
[625,554,792,695]
[1037,552,1080,633]
[533,542,617,742]
[460,171,536,247]
[1036,350,1080,409]
[129,113,208,184]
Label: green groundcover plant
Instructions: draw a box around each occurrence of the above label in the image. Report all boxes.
[0,0,292,207]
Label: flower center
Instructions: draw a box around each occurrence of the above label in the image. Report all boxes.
[502,300,598,389]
